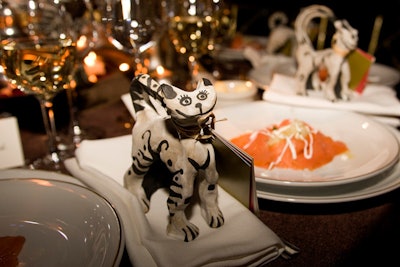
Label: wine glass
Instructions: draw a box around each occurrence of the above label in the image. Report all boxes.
[213,1,238,48]
[0,0,77,171]
[102,0,163,76]
[74,0,108,57]
[165,0,219,90]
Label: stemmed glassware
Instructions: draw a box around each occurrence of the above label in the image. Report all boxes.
[213,2,238,49]
[75,0,108,57]
[0,0,77,171]
[164,0,220,90]
[102,0,163,76]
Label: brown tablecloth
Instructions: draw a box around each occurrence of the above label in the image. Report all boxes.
[13,72,400,267]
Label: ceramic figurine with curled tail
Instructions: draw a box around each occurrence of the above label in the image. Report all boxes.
[294,5,359,101]
[124,74,224,242]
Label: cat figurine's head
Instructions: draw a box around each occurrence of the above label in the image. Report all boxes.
[160,78,217,122]
[332,19,358,52]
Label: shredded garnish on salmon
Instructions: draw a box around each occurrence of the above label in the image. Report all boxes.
[231,119,349,170]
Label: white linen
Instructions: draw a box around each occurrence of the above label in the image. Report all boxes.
[263,74,400,126]
[64,136,294,267]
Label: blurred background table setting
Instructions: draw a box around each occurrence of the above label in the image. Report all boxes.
[2,0,400,266]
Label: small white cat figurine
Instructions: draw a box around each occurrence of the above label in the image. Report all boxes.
[124,74,224,242]
[294,5,359,101]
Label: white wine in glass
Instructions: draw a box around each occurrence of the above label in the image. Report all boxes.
[0,37,77,171]
[166,0,219,90]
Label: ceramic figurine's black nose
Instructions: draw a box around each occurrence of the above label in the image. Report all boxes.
[195,102,203,113]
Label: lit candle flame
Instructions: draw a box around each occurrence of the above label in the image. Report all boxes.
[83,51,106,83]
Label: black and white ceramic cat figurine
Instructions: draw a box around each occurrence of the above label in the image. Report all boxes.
[124,74,224,242]
[294,5,359,101]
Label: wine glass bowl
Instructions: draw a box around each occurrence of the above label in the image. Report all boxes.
[10,0,74,40]
[165,0,219,90]
[169,15,216,58]
[1,38,76,102]
[103,0,162,75]
[214,2,238,48]
[74,0,109,58]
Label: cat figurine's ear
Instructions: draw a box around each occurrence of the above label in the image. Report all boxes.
[197,78,213,88]
[197,78,217,103]
[160,83,180,100]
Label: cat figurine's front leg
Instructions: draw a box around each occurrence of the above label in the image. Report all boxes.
[165,140,224,242]
[197,146,224,228]
[338,62,352,101]
[165,166,200,242]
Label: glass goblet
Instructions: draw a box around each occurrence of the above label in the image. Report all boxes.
[4,0,84,160]
[165,0,219,90]
[103,0,162,76]
[0,36,77,171]
[214,1,238,49]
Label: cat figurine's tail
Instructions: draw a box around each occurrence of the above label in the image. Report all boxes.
[129,74,168,119]
[294,5,334,49]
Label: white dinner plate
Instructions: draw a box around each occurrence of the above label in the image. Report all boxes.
[214,102,399,187]
[256,123,400,203]
[256,156,400,203]
[214,102,400,203]
[0,169,124,267]
[368,63,400,87]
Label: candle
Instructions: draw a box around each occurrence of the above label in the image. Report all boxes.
[214,80,258,108]
[83,51,106,83]
[151,65,172,84]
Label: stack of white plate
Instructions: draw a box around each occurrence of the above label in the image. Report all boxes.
[214,102,400,203]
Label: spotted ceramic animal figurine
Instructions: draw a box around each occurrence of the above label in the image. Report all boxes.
[294,5,359,101]
[124,74,224,242]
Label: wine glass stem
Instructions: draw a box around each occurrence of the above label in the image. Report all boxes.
[133,52,147,76]
[38,98,61,163]
[66,87,83,144]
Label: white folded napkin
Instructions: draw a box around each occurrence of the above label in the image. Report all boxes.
[64,136,296,267]
[263,74,400,126]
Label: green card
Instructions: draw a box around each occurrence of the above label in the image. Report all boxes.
[348,48,375,93]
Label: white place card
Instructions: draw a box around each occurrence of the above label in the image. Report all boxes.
[0,116,25,169]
